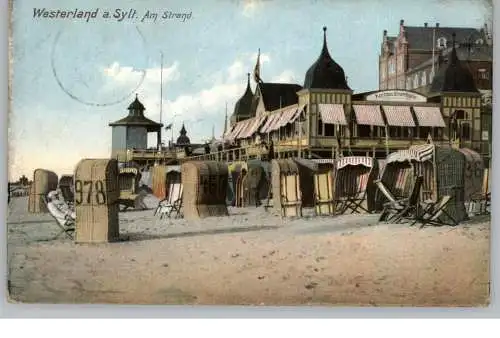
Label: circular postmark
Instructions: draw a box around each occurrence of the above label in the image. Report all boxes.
[51,24,147,107]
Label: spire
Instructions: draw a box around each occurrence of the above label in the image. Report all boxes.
[180,123,187,135]
[253,49,262,83]
[246,73,251,90]
[223,102,228,135]
[450,32,458,66]
[303,26,350,90]
[322,26,329,56]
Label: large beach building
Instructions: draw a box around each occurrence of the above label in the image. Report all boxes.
[111,22,492,167]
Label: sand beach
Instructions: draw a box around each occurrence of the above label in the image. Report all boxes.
[6,195,490,306]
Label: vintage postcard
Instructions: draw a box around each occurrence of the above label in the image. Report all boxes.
[7,0,491,306]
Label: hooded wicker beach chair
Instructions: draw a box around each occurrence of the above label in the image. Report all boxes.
[280,173,302,218]
[334,157,378,214]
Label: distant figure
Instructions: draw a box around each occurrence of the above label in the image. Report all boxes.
[7,182,11,204]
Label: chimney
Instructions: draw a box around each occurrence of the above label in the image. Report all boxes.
[424,22,428,27]
[383,29,387,36]
[400,19,404,26]
[436,22,440,28]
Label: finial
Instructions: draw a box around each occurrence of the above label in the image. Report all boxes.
[322,26,328,54]
[247,73,250,81]
[135,93,138,99]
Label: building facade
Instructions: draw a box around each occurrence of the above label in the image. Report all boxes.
[222,26,490,164]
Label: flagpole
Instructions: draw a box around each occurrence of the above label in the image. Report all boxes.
[431,27,436,77]
[160,51,164,147]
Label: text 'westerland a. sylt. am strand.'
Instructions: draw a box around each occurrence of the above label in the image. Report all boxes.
[33,8,193,23]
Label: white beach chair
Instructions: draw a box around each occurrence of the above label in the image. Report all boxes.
[155,183,183,219]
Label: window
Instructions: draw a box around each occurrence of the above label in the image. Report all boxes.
[478,69,489,80]
[407,78,412,89]
[358,125,371,138]
[389,127,401,138]
[429,69,435,84]
[433,128,443,140]
[317,118,323,136]
[460,122,471,140]
[413,74,419,88]
[419,127,432,139]
[437,37,447,49]
[421,72,427,86]
[324,123,336,136]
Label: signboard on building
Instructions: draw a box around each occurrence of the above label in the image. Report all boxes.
[366,90,427,102]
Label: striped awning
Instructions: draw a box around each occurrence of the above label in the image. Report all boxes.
[290,104,306,124]
[382,106,415,127]
[318,104,347,125]
[238,118,256,138]
[244,115,266,137]
[413,106,446,127]
[231,121,247,139]
[267,113,285,132]
[236,119,254,139]
[277,108,297,128]
[352,105,385,126]
[336,156,374,169]
[386,144,435,163]
[260,114,278,133]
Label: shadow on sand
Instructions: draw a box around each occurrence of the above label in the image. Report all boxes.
[124,224,281,242]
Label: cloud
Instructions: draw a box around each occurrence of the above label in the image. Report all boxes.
[242,0,266,18]
[101,52,294,145]
[271,70,297,83]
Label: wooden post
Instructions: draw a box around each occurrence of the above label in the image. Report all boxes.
[74,159,120,243]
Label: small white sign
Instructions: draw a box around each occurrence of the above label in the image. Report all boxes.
[366,90,427,102]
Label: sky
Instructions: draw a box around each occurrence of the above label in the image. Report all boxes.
[8,0,492,181]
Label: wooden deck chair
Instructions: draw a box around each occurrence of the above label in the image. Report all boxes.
[314,172,335,216]
[155,183,183,219]
[412,195,457,228]
[375,180,406,222]
[379,176,423,223]
[280,173,302,217]
[390,175,424,224]
[44,194,75,240]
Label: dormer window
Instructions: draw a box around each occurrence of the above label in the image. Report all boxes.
[437,37,447,49]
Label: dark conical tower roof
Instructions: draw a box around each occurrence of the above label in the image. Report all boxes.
[429,33,479,95]
[128,93,146,111]
[233,73,254,118]
[303,27,351,90]
[176,123,190,145]
[109,94,163,131]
